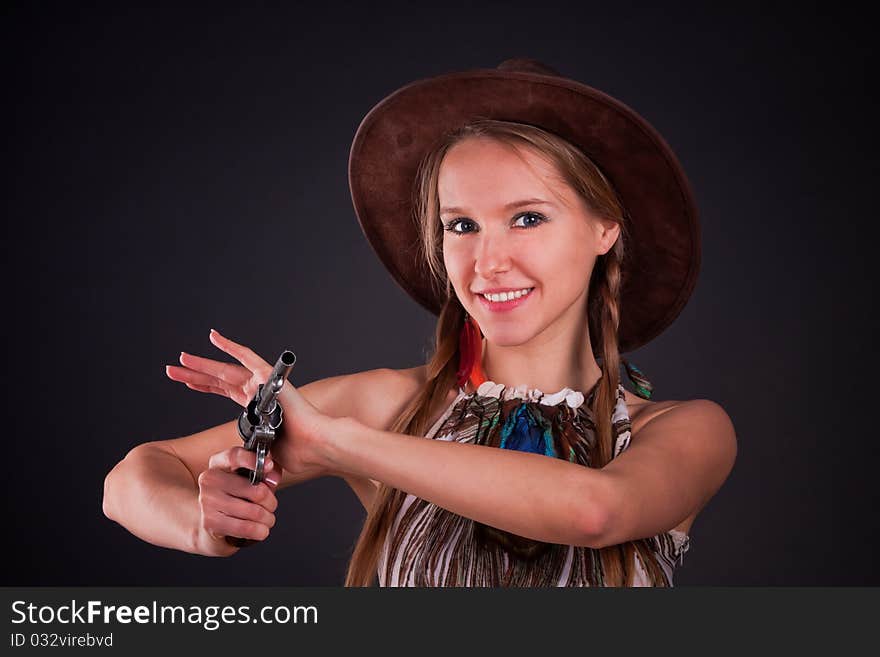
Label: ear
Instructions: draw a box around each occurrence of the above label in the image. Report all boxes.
[594,217,621,256]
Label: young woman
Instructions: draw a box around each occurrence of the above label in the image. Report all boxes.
[103,59,737,586]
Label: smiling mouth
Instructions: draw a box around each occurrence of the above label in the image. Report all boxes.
[477,287,535,303]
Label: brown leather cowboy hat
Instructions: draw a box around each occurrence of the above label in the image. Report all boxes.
[348,58,700,354]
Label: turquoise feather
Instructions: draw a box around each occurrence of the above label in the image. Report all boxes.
[499,403,557,458]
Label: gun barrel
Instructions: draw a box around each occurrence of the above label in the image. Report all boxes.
[256,350,296,415]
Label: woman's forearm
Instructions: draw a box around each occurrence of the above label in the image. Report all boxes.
[320,417,607,547]
[103,444,209,555]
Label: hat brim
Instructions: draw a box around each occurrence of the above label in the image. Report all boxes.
[348,68,700,353]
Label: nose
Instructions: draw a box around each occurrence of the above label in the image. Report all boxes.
[473,231,511,279]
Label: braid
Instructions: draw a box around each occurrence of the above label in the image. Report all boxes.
[591,239,670,586]
[344,295,463,586]
[591,241,623,468]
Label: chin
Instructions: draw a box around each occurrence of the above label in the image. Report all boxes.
[479,324,536,347]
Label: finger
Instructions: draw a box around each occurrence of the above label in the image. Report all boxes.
[199,480,277,518]
[209,329,272,376]
[166,364,226,390]
[264,462,282,489]
[226,479,278,513]
[185,382,228,396]
[203,509,271,542]
[167,365,252,407]
[165,365,223,388]
[206,448,278,489]
[215,493,277,526]
[199,470,278,513]
[179,351,251,387]
[208,447,269,473]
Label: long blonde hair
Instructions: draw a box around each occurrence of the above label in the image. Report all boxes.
[344,118,669,586]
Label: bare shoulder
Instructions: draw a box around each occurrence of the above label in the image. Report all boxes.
[621,390,738,535]
[354,365,429,431]
[339,364,461,434]
[624,389,735,442]
[635,396,738,499]
[627,389,737,464]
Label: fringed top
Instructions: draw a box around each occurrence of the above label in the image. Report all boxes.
[378,378,691,586]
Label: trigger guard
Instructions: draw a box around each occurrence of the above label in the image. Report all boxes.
[253,442,267,484]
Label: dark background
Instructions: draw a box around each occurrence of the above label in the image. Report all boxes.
[3,2,875,585]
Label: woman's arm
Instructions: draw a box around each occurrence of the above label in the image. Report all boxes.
[102,366,421,554]
[314,398,737,549]
[332,366,430,509]
[103,429,237,555]
[103,420,283,555]
[596,399,737,547]
[318,417,605,547]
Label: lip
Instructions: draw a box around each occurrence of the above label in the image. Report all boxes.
[475,288,535,313]
[474,287,534,295]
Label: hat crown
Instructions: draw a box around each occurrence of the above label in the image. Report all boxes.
[496,57,562,78]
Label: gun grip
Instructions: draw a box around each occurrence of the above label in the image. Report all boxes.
[224,467,261,548]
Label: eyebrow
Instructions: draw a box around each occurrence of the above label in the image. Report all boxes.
[439,198,556,215]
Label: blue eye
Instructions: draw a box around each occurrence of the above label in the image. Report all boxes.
[444,218,478,234]
[443,212,548,236]
[512,212,547,228]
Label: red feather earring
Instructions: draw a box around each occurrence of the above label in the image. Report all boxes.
[456,313,487,390]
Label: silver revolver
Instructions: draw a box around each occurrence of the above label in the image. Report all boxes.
[227,349,296,548]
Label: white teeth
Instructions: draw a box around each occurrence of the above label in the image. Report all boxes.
[481,288,533,303]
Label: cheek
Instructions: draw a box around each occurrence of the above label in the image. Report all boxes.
[442,239,469,278]
[538,238,593,291]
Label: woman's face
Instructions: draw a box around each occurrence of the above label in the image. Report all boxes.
[439,137,618,346]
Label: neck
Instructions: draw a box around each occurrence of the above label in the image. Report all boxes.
[479,314,603,395]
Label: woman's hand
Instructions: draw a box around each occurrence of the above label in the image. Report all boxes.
[194,446,283,555]
[165,329,273,408]
[165,329,335,480]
